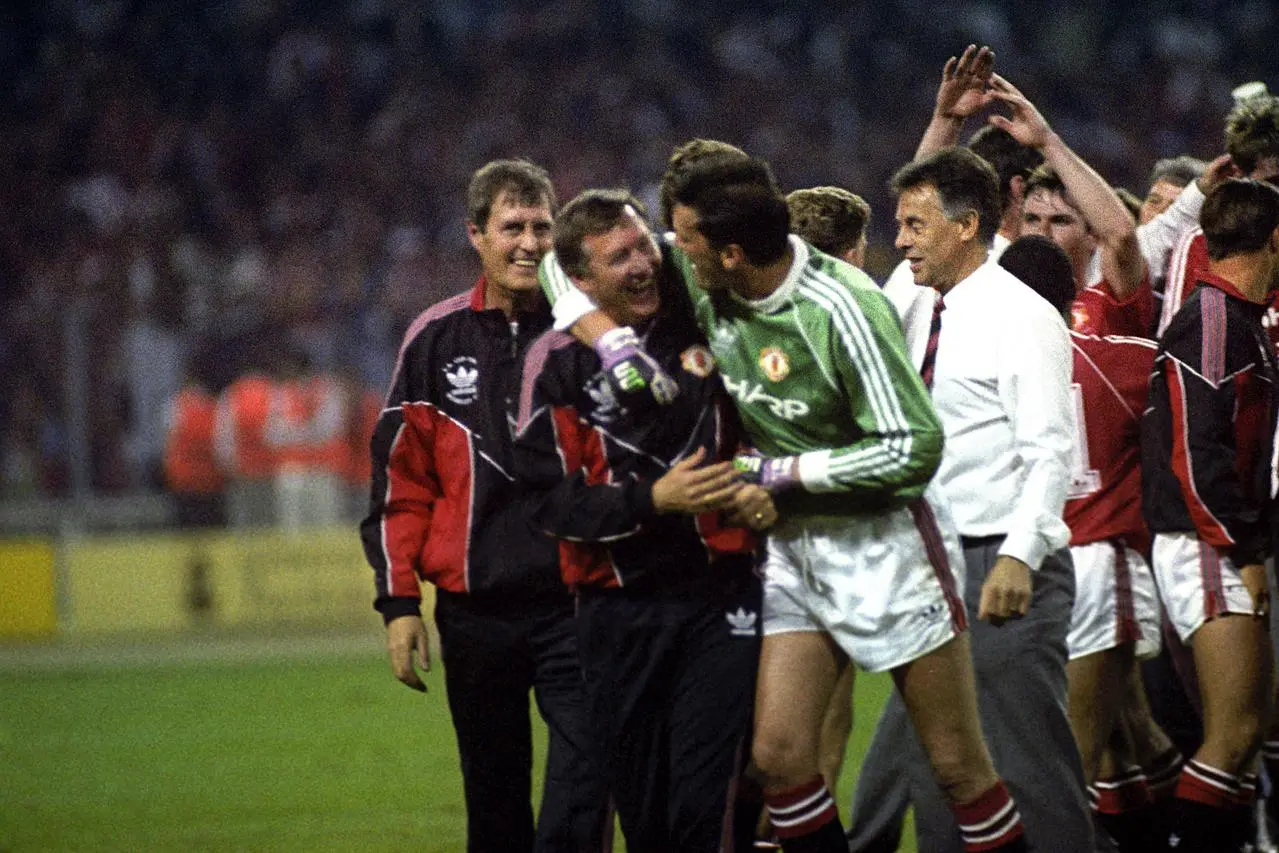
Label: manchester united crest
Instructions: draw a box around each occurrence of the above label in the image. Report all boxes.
[680,345,716,378]
[758,347,790,382]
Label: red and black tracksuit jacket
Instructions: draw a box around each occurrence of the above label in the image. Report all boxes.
[512,289,756,590]
[1141,272,1279,566]
[359,280,560,621]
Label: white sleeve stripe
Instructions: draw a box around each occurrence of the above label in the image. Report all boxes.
[803,269,911,437]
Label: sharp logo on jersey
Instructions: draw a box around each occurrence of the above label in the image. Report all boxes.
[680,345,716,378]
[726,607,757,637]
[758,346,790,382]
[722,374,810,421]
[444,356,480,405]
[586,374,620,424]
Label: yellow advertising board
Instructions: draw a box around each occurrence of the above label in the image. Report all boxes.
[60,527,426,637]
[0,540,57,637]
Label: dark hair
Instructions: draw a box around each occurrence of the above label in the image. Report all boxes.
[659,138,749,229]
[1201,178,1279,261]
[966,125,1043,215]
[998,235,1076,314]
[553,188,650,277]
[891,147,1001,245]
[466,159,556,230]
[786,187,871,256]
[1225,95,1279,176]
[667,155,790,265]
[1149,155,1206,189]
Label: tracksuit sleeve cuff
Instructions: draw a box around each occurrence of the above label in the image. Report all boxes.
[375,596,423,624]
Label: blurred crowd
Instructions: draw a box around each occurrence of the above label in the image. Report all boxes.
[1,0,1274,506]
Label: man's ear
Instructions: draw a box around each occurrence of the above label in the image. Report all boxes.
[957,210,981,243]
[720,244,747,271]
[1008,175,1026,206]
[466,221,484,252]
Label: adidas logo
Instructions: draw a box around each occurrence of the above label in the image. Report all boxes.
[726,607,757,637]
[444,357,479,405]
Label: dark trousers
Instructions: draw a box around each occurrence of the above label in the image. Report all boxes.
[577,568,762,853]
[435,589,609,853]
[849,542,1093,853]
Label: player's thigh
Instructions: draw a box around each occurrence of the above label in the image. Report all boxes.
[891,632,995,790]
[1191,613,1274,748]
[753,629,843,772]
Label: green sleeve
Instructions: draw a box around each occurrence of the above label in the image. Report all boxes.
[796,285,943,501]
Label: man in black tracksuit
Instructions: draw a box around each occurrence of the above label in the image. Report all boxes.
[1141,178,1279,852]
[514,189,773,852]
[359,160,607,853]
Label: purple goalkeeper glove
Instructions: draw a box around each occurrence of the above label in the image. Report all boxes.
[594,327,679,405]
[733,454,802,494]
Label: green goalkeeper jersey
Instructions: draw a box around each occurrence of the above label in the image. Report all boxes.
[542,236,943,514]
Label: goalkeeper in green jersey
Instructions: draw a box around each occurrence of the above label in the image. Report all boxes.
[540,149,1030,853]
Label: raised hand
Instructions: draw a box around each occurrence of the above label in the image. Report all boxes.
[935,44,997,121]
[985,74,1053,150]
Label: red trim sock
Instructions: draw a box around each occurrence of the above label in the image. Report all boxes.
[1090,766,1153,814]
[951,781,1026,852]
[764,776,844,852]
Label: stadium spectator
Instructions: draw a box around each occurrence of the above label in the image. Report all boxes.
[851,146,1088,853]
[358,160,608,853]
[1141,178,1279,852]
[515,189,770,853]
[162,371,226,528]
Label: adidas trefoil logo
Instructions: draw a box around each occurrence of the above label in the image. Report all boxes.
[726,607,757,637]
[444,357,479,405]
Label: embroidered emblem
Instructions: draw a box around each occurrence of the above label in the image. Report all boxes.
[444,356,479,405]
[586,375,620,424]
[758,347,790,382]
[680,345,716,378]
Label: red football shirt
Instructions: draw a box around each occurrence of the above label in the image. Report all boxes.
[1071,274,1155,339]
[1065,331,1157,548]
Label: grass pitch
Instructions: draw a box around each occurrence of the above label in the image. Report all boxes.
[0,633,910,852]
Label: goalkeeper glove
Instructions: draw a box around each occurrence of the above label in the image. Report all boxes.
[594,326,679,405]
[733,454,801,494]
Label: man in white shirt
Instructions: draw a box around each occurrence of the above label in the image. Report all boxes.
[848,146,1090,853]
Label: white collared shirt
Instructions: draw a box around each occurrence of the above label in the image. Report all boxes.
[924,259,1074,570]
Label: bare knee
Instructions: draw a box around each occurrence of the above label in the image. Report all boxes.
[752,726,818,790]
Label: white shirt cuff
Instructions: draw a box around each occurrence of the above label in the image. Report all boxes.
[552,288,597,332]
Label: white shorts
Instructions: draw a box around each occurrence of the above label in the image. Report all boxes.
[1152,532,1257,643]
[1067,540,1161,661]
[762,495,967,673]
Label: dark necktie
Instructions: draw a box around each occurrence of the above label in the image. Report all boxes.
[920,293,945,391]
